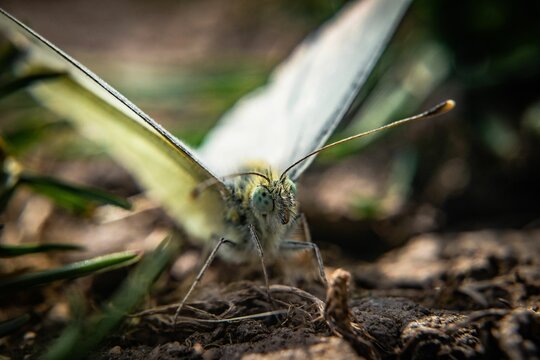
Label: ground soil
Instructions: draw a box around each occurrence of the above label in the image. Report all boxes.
[3,226,539,359]
[101,229,539,360]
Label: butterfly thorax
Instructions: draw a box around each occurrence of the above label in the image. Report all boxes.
[219,163,299,262]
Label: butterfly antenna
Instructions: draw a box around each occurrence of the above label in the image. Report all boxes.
[192,171,271,198]
[279,100,455,181]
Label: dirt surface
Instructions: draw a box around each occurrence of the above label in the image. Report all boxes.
[103,230,538,360]
[3,225,539,359]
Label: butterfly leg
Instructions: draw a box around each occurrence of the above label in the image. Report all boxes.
[173,237,235,325]
[280,214,328,287]
[248,224,272,303]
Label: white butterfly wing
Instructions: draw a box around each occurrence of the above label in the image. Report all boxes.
[199,0,412,180]
[0,0,409,241]
[0,9,227,243]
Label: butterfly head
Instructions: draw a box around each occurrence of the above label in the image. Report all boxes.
[248,171,298,226]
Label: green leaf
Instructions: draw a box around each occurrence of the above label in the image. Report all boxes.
[2,120,70,155]
[0,243,84,258]
[43,236,180,360]
[19,173,131,212]
[0,71,64,99]
[0,313,31,337]
[0,250,141,292]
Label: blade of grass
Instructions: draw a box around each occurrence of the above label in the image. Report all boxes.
[0,71,64,98]
[0,243,84,258]
[43,235,180,360]
[19,173,131,212]
[2,121,70,155]
[0,313,31,337]
[0,250,140,292]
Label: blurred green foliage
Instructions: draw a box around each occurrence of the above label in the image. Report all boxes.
[0,41,141,340]
[321,0,540,225]
[43,236,180,360]
[0,250,141,292]
[0,43,132,214]
[0,242,83,257]
[0,314,30,338]
[412,0,540,227]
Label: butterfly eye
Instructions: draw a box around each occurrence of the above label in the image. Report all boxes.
[251,186,273,214]
[286,179,297,195]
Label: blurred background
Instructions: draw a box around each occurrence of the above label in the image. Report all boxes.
[1,0,539,262]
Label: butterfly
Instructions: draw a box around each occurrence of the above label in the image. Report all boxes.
[0,0,452,314]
